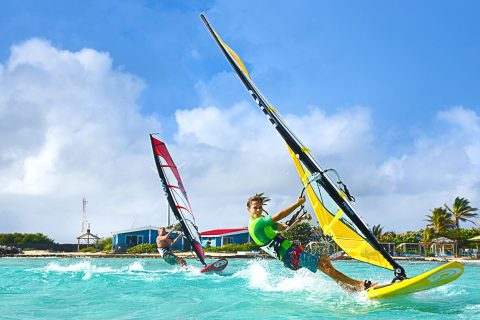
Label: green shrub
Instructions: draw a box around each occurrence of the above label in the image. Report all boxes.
[102,242,113,253]
[127,243,157,254]
[96,237,112,251]
[205,242,259,252]
[394,231,423,245]
[79,247,97,253]
[438,228,480,241]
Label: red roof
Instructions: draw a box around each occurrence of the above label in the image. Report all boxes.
[201,228,248,236]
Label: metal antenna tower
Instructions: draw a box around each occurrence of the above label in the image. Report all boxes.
[82,197,89,233]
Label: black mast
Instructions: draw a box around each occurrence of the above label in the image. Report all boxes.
[201,14,406,279]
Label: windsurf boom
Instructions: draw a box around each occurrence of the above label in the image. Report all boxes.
[150,134,206,266]
[200,14,407,280]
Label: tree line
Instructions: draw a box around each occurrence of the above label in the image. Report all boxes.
[0,233,55,245]
[371,197,479,252]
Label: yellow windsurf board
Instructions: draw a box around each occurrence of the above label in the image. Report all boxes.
[366,261,464,299]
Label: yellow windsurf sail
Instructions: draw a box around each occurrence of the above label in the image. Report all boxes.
[288,146,393,270]
[201,14,406,279]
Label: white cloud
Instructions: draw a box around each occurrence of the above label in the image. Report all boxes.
[1,38,478,244]
[173,102,297,223]
[356,106,480,230]
[0,39,162,241]
[194,70,248,109]
[171,98,480,233]
[438,106,479,130]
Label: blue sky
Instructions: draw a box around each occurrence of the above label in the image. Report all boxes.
[1,1,479,241]
[2,1,479,135]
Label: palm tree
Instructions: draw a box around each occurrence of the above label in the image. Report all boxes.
[372,224,383,239]
[444,197,479,229]
[422,228,435,256]
[381,231,396,242]
[425,207,454,233]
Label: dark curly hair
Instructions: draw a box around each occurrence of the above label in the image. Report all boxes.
[247,193,271,208]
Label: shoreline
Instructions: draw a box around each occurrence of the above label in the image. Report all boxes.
[2,250,480,263]
[0,251,261,259]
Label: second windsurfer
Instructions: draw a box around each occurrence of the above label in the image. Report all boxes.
[156,227,187,267]
[247,194,376,292]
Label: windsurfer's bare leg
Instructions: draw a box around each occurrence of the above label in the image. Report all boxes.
[317,254,376,291]
[177,257,187,267]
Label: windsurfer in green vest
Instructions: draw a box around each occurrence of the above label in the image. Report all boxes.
[247,194,376,291]
[156,227,187,267]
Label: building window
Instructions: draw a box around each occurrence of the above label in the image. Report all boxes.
[223,237,233,245]
[126,235,143,248]
[202,238,214,248]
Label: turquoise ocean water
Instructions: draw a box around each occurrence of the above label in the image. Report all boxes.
[0,258,478,319]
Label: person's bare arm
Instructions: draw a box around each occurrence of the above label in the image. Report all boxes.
[271,197,306,222]
[157,231,172,242]
[171,232,183,246]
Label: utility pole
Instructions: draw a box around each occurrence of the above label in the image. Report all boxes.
[82,197,88,234]
[167,204,171,227]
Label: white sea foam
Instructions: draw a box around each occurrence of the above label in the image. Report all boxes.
[44,260,113,280]
[43,260,151,279]
[413,283,466,298]
[236,259,341,294]
[464,304,480,311]
[45,260,116,273]
[127,261,145,272]
[185,265,202,275]
[233,258,380,312]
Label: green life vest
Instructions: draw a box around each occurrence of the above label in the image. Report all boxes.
[248,216,292,260]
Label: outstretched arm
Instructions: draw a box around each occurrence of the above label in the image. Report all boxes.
[171,232,184,246]
[272,197,306,222]
[156,231,172,244]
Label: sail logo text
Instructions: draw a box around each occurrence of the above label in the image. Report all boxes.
[248,90,278,128]
[427,267,463,283]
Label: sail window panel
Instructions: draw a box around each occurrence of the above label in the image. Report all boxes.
[158,158,201,244]
[312,180,364,238]
[306,183,393,270]
[292,151,394,270]
[160,162,200,242]
[158,156,194,219]
[184,219,202,243]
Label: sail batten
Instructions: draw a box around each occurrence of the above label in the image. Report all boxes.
[202,14,405,276]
